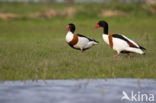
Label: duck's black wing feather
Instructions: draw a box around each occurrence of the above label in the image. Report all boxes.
[138,45,146,50]
[112,34,130,43]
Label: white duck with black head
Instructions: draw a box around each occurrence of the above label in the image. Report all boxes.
[95,20,146,57]
[66,23,99,52]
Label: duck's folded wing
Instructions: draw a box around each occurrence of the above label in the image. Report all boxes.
[77,34,99,43]
[112,34,145,50]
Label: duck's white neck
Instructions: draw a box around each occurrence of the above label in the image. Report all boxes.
[102,34,109,45]
[67,31,73,34]
[66,31,74,42]
[103,33,108,35]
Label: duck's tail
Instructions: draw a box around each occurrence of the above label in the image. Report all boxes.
[92,39,99,45]
[125,47,145,55]
[139,45,146,50]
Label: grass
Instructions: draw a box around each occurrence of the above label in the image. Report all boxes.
[0,2,156,80]
[0,2,155,17]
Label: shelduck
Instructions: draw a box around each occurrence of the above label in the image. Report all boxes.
[66,23,99,52]
[95,20,146,57]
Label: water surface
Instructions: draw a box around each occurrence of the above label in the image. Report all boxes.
[0,78,156,103]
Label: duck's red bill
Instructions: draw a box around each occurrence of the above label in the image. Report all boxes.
[95,24,100,28]
[66,27,70,30]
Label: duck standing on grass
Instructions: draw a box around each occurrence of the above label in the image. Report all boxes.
[66,23,99,52]
[95,20,146,57]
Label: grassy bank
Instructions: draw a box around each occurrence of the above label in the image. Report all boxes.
[0,2,156,80]
[0,2,156,19]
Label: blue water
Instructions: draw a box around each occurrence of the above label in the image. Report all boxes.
[0,78,156,103]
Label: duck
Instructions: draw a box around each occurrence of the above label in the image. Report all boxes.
[95,20,146,57]
[66,23,99,52]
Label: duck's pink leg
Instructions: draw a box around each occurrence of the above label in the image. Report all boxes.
[113,53,120,57]
[80,48,84,53]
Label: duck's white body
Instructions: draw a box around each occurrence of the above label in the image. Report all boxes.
[102,34,144,54]
[66,31,98,50]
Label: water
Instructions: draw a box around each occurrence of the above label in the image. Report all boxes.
[0,0,146,3]
[0,78,156,103]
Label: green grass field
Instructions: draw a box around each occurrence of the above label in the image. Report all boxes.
[0,2,156,80]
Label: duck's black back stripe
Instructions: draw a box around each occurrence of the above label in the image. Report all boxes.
[112,34,129,42]
[77,34,99,43]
